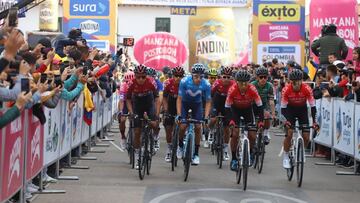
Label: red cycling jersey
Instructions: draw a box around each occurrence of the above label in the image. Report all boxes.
[225,84,262,109]
[212,79,236,96]
[163,78,179,98]
[126,77,158,99]
[281,83,315,108]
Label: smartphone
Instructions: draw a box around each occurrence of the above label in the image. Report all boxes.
[8,7,18,27]
[21,78,30,93]
[54,75,62,87]
[83,66,89,75]
[40,73,47,83]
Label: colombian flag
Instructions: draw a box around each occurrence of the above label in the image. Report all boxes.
[83,84,94,125]
[304,60,319,81]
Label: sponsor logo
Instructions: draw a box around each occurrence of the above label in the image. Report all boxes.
[196,35,230,61]
[258,4,300,22]
[170,6,196,16]
[186,90,202,97]
[67,19,109,36]
[9,137,21,189]
[70,0,109,16]
[31,126,41,169]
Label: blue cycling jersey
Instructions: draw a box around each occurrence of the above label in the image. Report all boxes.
[178,75,211,103]
[155,79,164,92]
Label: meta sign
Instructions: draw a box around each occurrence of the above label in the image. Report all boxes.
[63,0,117,53]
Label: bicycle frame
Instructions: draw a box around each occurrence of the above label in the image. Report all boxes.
[237,128,251,166]
[293,127,306,164]
[184,123,195,159]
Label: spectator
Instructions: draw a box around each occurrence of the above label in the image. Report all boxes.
[351,46,360,80]
[0,92,32,129]
[328,52,338,64]
[311,24,348,67]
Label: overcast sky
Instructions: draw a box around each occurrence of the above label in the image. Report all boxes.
[305,0,360,15]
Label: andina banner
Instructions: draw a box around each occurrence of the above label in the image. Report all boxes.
[134,32,188,70]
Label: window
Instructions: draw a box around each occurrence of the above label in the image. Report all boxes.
[156,18,171,32]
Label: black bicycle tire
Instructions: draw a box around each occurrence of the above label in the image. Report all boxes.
[147,130,154,175]
[218,121,224,169]
[243,140,249,191]
[287,154,294,181]
[257,139,265,174]
[297,139,304,187]
[236,142,242,184]
[253,133,261,169]
[171,125,179,171]
[184,135,192,182]
[139,131,147,180]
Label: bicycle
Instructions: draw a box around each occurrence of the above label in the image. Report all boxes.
[253,118,268,174]
[212,115,225,169]
[123,114,135,169]
[164,113,179,172]
[231,119,256,191]
[181,110,202,182]
[285,120,312,187]
[138,112,155,180]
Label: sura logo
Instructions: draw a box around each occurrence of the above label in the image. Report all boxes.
[31,126,41,169]
[80,20,99,34]
[72,2,107,15]
[196,35,230,61]
[259,4,300,22]
[8,137,21,189]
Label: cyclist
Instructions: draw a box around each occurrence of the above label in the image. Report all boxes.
[208,66,235,161]
[163,66,185,162]
[226,70,264,171]
[118,71,134,150]
[146,67,164,151]
[208,68,218,85]
[251,67,276,145]
[176,63,211,165]
[281,69,318,169]
[126,65,160,169]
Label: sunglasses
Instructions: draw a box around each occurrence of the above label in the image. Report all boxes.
[209,77,217,80]
[259,76,267,80]
[174,75,183,78]
[222,76,231,79]
[237,81,248,86]
[192,74,203,79]
[136,75,146,79]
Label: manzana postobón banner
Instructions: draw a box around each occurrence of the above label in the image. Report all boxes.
[134,32,188,70]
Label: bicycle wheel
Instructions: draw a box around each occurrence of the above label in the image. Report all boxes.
[171,125,179,171]
[296,139,304,187]
[127,130,134,168]
[147,131,154,175]
[218,125,224,169]
[236,142,242,184]
[184,135,192,182]
[243,140,249,191]
[253,134,260,169]
[139,133,147,180]
[287,154,294,181]
[211,129,216,155]
[257,138,265,174]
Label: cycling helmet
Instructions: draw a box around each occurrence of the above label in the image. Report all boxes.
[134,64,147,74]
[209,68,218,76]
[173,66,185,76]
[221,66,233,75]
[289,69,303,81]
[191,63,205,74]
[235,69,251,82]
[124,71,135,81]
[255,67,269,76]
[146,67,157,77]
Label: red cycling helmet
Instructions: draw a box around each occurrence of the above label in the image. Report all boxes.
[134,64,147,74]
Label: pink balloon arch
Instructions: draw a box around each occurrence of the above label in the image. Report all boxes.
[133,32,189,70]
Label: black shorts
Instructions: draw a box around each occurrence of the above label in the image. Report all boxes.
[211,94,229,126]
[231,106,254,126]
[133,94,156,128]
[286,106,309,127]
[164,96,177,127]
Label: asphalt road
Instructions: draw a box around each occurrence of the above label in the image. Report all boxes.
[35,122,360,203]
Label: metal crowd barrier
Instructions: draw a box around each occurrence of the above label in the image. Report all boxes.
[0,92,120,203]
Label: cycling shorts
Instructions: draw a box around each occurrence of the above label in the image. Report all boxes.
[133,94,156,128]
[286,105,309,127]
[181,101,203,124]
[231,106,254,126]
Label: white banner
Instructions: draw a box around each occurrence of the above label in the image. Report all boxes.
[314,98,333,147]
[354,103,360,160]
[333,99,355,155]
[91,92,99,136]
[120,0,248,7]
[71,94,84,149]
[97,97,104,132]
[43,104,61,166]
[59,100,72,157]
[106,97,112,125]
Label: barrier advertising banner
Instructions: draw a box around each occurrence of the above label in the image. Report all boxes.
[60,100,72,157]
[71,94,84,149]
[62,0,118,53]
[189,7,236,68]
[314,98,333,147]
[97,98,104,132]
[134,32,188,70]
[252,0,305,66]
[26,110,44,180]
[81,118,90,143]
[91,93,99,136]
[1,112,25,201]
[309,0,358,62]
[43,104,61,166]
[355,103,360,161]
[333,99,355,155]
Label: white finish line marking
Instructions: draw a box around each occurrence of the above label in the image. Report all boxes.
[106,136,125,152]
[149,188,308,203]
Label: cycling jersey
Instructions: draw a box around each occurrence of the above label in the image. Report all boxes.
[155,78,164,92]
[211,79,236,96]
[251,80,274,109]
[119,81,129,101]
[211,79,235,120]
[178,75,211,103]
[126,77,159,99]
[281,83,315,108]
[225,84,263,109]
[163,78,179,98]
